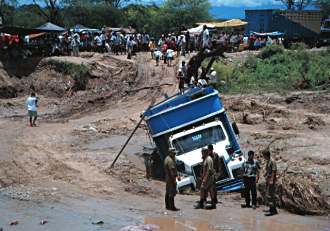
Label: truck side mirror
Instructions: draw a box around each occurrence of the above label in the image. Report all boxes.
[232,122,240,135]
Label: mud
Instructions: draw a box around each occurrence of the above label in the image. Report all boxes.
[0,52,329,230]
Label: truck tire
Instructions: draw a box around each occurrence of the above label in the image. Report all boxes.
[151,149,164,179]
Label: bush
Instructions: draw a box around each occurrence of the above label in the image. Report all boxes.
[289,42,307,51]
[258,45,284,59]
[217,48,330,94]
[47,59,90,91]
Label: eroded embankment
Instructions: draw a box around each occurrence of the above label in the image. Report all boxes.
[224,92,330,215]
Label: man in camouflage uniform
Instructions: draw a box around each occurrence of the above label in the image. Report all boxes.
[262,149,278,216]
[195,147,216,209]
[164,148,179,211]
[208,144,220,204]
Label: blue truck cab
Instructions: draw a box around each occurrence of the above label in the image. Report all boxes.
[143,86,244,192]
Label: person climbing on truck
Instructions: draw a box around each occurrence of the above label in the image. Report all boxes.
[195,147,216,209]
[177,69,185,95]
[164,148,180,211]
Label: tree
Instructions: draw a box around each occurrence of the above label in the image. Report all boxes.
[63,2,123,27]
[277,0,313,10]
[277,0,295,10]
[13,4,46,28]
[33,0,63,24]
[314,0,330,18]
[160,0,211,34]
[295,0,313,10]
[103,0,131,8]
[0,0,16,25]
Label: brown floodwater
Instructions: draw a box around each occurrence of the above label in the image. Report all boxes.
[145,217,228,231]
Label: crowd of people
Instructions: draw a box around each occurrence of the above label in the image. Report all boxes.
[0,23,286,60]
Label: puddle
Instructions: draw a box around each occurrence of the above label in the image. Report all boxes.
[84,135,150,156]
[144,217,228,231]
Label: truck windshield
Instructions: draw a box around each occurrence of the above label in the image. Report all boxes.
[172,126,226,155]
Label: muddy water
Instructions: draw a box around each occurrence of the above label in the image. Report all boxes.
[144,215,330,231]
[145,217,227,231]
[84,133,150,156]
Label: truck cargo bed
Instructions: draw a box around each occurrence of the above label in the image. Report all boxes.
[144,87,224,137]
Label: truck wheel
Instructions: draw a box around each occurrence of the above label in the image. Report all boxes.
[232,122,240,135]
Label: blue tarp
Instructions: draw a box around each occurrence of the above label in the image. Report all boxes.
[250,31,285,37]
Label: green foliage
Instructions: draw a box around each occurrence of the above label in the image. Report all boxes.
[258,45,284,59]
[289,42,307,50]
[12,5,45,27]
[3,0,211,37]
[161,0,211,33]
[0,0,16,25]
[63,3,123,28]
[48,59,89,90]
[216,46,330,94]
[314,0,330,18]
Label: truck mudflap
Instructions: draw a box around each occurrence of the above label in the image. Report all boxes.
[216,178,244,193]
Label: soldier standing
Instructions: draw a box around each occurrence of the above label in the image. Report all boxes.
[195,147,216,209]
[241,150,260,209]
[262,149,278,216]
[164,148,179,211]
[208,144,220,204]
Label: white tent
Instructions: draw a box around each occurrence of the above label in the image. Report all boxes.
[187,24,215,35]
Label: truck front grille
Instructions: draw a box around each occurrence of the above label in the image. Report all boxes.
[232,167,243,179]
[192,163,202,180]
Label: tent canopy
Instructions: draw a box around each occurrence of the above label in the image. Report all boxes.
[35,22,66,32]
[105,27,136,34]
[197,19,248,28]
[71,24,100,33]
[0,26,42,35]
[187,24,215,34]
[27,32,46,39]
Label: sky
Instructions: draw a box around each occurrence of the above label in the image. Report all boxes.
[19,0,314,19]
[209,0,280,18]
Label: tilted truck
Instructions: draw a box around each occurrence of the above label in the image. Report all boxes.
[142,86,245,192]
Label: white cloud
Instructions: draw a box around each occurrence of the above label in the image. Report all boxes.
[211,0,279,7]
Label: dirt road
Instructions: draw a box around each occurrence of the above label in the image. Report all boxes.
[0,52,329,231]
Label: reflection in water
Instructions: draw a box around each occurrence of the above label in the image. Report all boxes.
[144,217,227,231]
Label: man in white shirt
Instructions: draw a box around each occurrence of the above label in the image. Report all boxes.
[166,48,174,67]
[202,25,209,50]
[71,34,80,57]
[154,49,162,66]
[26,92,38,127]
[94,34,103,53]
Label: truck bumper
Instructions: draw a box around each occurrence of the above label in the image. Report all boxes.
[216,178,244,192]
[176,176,195,192]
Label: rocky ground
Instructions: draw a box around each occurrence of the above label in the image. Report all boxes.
[0,52,329,231]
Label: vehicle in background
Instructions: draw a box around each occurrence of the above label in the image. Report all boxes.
[142,86,245,193]
[245,10,327,48]
[318,17,330,47]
